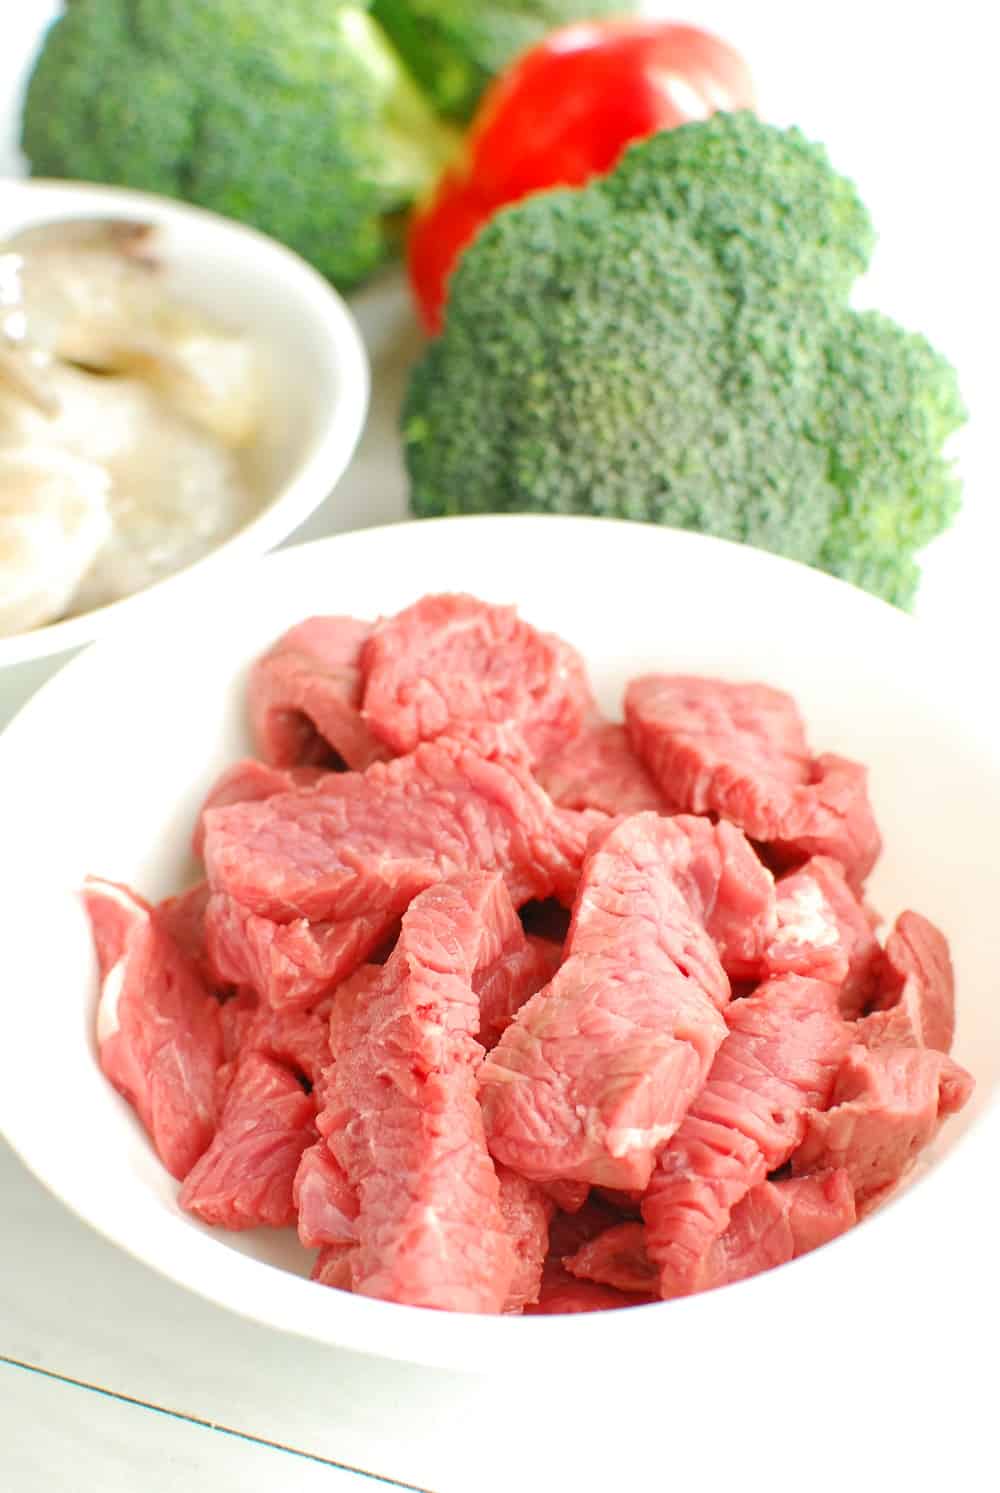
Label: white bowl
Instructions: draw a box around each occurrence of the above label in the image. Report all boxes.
[1,515,997,1373]
[0,177,370,669]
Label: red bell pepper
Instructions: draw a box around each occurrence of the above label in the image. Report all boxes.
[408,19,755,334]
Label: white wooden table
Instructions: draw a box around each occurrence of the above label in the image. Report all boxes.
[2,4,997,1489]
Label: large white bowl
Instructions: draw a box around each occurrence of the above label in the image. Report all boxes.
[1,516,997,1373]
[0,177,370,669]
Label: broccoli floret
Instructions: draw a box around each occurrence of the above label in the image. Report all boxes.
[21,0,459,290]
[404,112,965,607]
[371,0,636,121]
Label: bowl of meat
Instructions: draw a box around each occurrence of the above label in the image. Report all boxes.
[0,178,369,669]
[0,514,996,1373]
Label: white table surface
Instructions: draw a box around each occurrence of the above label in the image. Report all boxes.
[2,4,998,1490]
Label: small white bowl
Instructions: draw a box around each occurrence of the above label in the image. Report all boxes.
[0,177,370,672]
[0,515,997,1374]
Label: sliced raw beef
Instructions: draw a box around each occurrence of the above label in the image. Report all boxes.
[312,1242,357,1289]
[565,1221,658,1295]
[566,1171,856,1298]
[535,722,674,816]
[476,934,564,1049]
[496,1167,554,1312]
[294,1139,359,1250]
[625,676,881,887]
[547,1194,623,1259]
[792,1042,973,1214]
[249,616,389,771]
[480,814,735,1191]
[192,760,329,859]
[863,911,955,1053]
[360,593,594,761]
[641,976,850,1298]
[179,1053,315,1228]
[763,857,880,1016]
[689,1171,856,1290]
[645,814,777,981]
[203,737,597,928]
[217,988,332,1087]
[540,1180,592,1216]
[525,1262,658,1313]
[155,881,217,992]
[321,876,523,1311]
[204,892,390,1012]
[83,877,222,1180]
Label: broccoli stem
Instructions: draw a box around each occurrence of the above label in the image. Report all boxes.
[336,7,462,209]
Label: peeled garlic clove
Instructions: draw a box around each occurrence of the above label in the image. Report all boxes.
[0,447,111,636]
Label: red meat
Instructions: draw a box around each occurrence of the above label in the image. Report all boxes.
[792,1042,973,1214]
[525,1261,658,1314]
[625,676,882,887]
[202,737,598,925]
[641,975,850,1297]
[192,760,329,859]
[83,877,222,1181]
[321,876,523,1312]
[764,856,880,1015]
[480,814,737,1191]
[179,1053,316,1229]
[475,934,564,1050]
[535,721,674,816]
[360,593,594,761]
[863,911,956,1053]
[497,1166,554,1313]
[249,616,390,770]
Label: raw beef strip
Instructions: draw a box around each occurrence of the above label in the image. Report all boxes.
[322,876,524,1312]
[646,814,777,981]
[763,856,880,1015]
[192,760,329,859]
[497,1167,554,1313]
[155,881,217,992]
[360,593,594,762]
[567,1171,856,1298]
[83,877,222,1181]
[547,1195,625,1258]
[179,1053,316,1228]
[204,892,390,1011]
[249,616,389,771]
[862,911,955,1053]
[294,1140,359,1250]
[480,814,734,1191]
[641,976,850,1298]
[217,988,332,1086]
[203,737,598,924]
[476,934,564,1049]
[792,1042,973,1214]
[691,1171,856,1291]
[625,676,881,887]
[565,1221,659,1295]
[535,722,674,816]
[541,1180,592,1217]
[525,1262,657,1314]
[312,1242,357,1289]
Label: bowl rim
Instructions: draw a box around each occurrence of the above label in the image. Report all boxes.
[0,176,370,668]
[1,514,998,1372]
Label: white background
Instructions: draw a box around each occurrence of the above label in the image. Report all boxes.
[2,4,998,1491]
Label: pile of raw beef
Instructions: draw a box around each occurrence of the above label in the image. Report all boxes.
[85,594,974,1315]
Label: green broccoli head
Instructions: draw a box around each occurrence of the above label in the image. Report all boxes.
[21,0,459,289]
[404,112,965,608]
[371,0,637,121]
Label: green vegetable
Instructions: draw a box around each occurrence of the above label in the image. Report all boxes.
[371,0,637,122]
[21,0,460,291]
[403,111,965,607]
